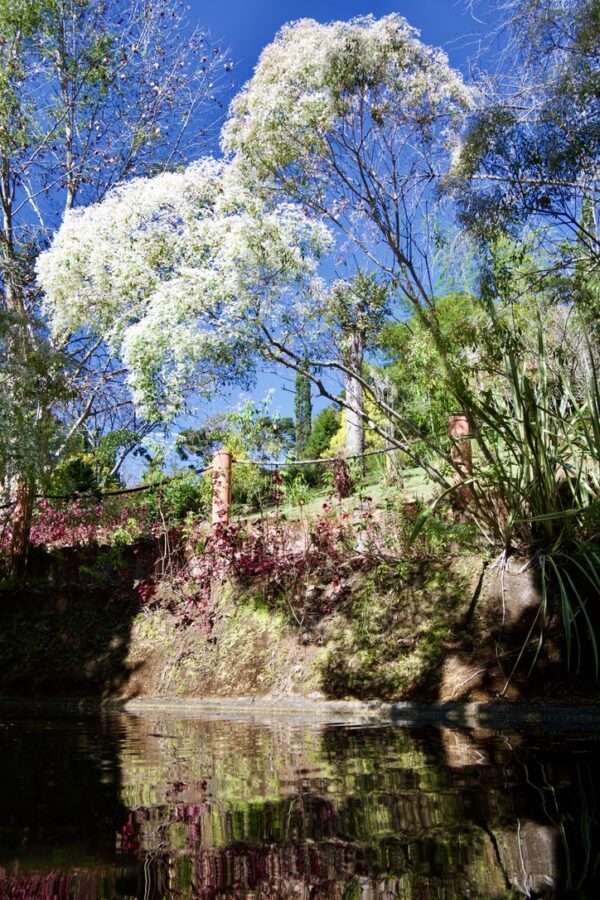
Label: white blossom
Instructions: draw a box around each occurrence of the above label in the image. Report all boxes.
[222,15,472,173]
[37,158,333,419]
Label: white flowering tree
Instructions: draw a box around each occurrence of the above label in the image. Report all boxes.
[1,0,230,570]
[222,14,472,455]
[37,159,332,421]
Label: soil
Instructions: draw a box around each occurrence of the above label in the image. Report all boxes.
[0,541,597,704]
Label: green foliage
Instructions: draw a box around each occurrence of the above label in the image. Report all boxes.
[176,420,228,469]
[453,0,600,268]
[0,0,228,544]
[304,406,341,460]
[280,472,312,508]
[572,197,600,340]
[46,428,140,496]
[230,464,275,512]
[328,271,390,341]
[177,400,295,470]
[150,472,210,526]
[52,455,100,496]
[290,405,342,487]
[452,306,600,674]
[320,559,472,699]
[378,292,481,443]
[5,2,599,692]
[435,0,600,680]
[226,398,295,462]
[0,309,69,486]
[294,369,312,457]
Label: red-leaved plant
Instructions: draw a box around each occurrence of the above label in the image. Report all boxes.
[138,511,357,628]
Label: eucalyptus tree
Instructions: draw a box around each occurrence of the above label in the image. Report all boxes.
[322,272,389,457]
[38,154,459,483]
[453,0,599,287]
[40,15,476,496]
[221,14,473,450]
[0,0,227,569]
[218,11,600,581]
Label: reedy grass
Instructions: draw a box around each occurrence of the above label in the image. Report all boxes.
[453,317,600,676]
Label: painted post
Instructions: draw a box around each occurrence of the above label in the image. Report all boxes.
[211,449,233,526]
[448,414,472,505]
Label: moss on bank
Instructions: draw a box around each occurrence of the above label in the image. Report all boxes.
[0,545,580,702]
[125,595,293,698]
[320,558,479,699]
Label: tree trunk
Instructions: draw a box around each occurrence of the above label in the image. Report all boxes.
[2,161,36,576]
[8,477,34,576]
[344,328,365,460]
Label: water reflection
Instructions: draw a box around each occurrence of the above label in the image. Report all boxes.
[0,711,598,897]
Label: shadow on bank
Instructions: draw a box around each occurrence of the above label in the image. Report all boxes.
[319,553,599,706]
[0,540,162,697]
[0,543,597,705]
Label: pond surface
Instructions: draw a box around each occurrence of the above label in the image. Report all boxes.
[0,709,598,898]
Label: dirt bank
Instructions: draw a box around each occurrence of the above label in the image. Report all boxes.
[0,543,593,703]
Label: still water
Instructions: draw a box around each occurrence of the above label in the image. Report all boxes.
[0,709,598,898]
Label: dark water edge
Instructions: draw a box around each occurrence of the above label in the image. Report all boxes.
[3,696,600,728]
[0,708,599,899]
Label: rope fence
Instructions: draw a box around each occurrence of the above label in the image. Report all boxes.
[233,444,400,467]
[35,472,212,502]
[1,417,472,530]
[1,444,404,508]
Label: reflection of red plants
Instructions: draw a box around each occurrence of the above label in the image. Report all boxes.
[117,791,340,861]
[118,812,140,853]
[0,869,112,898]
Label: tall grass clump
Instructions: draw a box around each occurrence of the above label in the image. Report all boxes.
[448,301,600,676]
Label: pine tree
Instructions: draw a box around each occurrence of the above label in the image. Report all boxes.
[294,369,312,458]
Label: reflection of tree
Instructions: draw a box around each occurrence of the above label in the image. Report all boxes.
[0,716,127,858]
[119,720,598,898]
[1,715,600,897]
[112,719,548,896]
[0,868,138,899]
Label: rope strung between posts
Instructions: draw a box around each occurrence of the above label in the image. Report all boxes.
[2,443,411,507]
[1,468,213,506]
[2,418,474,535]
[233,444,402,467]
[36,472,210,501]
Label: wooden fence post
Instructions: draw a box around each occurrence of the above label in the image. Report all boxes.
[212,450,233,526]
[448,414,472,505]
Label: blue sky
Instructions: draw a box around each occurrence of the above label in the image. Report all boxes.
[189,0,492,89]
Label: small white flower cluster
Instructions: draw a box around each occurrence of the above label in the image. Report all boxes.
[222,15,471,174]
[37,158,332,419]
